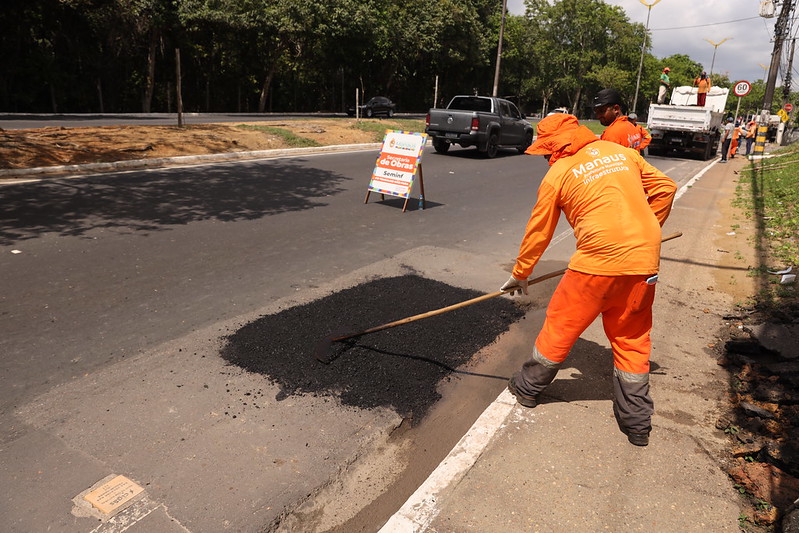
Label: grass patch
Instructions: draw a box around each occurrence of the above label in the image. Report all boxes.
[350,119,426,142]
[737,142,799,316]
[236,124,320,148]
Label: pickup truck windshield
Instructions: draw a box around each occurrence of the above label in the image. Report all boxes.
[448,96,492,112]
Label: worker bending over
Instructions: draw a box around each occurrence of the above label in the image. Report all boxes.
[501,113,677,447]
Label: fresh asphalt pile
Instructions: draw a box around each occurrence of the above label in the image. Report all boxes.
[220,275,525,420]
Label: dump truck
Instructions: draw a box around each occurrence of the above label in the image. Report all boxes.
[646,86,729,160]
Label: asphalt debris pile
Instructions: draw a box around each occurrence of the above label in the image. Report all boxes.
[221,275,525,420]
[715,318,799,530]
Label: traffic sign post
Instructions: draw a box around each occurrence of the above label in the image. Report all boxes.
[733,81,751,97]
[731,81,751,127]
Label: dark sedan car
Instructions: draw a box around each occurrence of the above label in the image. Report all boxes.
[347,96,396,118]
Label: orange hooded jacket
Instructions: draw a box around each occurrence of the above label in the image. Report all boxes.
[516,114,676,280]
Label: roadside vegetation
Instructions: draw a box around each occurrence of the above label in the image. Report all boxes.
[236,124,321,148]
[5,0,796,119]
[736,143,799,317]
[350,119,427,142]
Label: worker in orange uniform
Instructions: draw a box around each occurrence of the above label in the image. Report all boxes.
[593,88,641,150]
[744,119,757,156]
[628,113,652,155]
[501,113,677,447]
[693,72,711,107]
[730,120,744,158]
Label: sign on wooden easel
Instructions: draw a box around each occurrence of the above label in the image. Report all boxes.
[365,130,428,212]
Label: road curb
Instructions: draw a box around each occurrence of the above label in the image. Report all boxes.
[0,143,383,181]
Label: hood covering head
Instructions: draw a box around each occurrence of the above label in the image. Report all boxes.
[526,114,598,165]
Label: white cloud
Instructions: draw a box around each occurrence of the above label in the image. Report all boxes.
[506,0,784,87]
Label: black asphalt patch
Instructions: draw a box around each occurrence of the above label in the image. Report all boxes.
[220,275,525,420]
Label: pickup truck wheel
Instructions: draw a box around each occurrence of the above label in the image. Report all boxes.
[432,138,450,154]
[388,109,394,118]
[366,108,373,118]
[483,133,499,158]
[517,132,533,154]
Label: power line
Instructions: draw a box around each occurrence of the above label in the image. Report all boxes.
[651,15,798,32]
[651,16,761,31]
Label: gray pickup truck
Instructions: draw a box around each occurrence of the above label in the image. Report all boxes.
[425,95,533,158]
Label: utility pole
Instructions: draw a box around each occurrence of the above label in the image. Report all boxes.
[783,38,795,104]
[632,0,662,115]
[492,0,508,97]
[754,0,795,156]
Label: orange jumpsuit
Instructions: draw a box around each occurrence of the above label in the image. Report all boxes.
[514,118,677,436]
[600,116,642,149]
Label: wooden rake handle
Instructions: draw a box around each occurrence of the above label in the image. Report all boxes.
[331,231,682,343]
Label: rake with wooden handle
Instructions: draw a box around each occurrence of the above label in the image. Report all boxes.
[315,231,683,364]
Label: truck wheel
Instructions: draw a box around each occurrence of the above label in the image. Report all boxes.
[388,109,394,118]
[366,108,373,118]
[702,141,714,160]
[432,138,450,154]
[517,132,533,154]
[483,133,499,158]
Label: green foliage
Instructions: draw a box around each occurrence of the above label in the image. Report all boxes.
[6,0,785,116]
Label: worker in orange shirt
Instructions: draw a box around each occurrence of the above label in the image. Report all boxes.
[502,113,677,447]
[628,113,652,155]
[744,119,757,155]
[693,72,711,107]
[730,120,744,158]
[593,88,641,149]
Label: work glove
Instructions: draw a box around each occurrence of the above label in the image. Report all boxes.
[501,275,528,296]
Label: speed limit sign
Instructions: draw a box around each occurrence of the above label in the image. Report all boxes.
[733,81,751,97]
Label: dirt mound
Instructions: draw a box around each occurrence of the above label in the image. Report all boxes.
[0,119,388,171]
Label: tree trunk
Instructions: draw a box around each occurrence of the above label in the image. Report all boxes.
[258,65,278,113]
[175,48,183,127]
[571,87,583,116]
[142,30,158,113]
[49,83,58,114]
[96,78,104,113]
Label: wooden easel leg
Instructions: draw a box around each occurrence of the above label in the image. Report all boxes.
[418,163,426,209]
[402,196,410,212]
[364,190,371,204]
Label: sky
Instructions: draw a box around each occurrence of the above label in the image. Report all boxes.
[506,0,789,86]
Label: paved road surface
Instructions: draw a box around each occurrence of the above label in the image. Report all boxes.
[0,146,708,532]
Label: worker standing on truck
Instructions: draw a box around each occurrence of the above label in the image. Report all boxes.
[628,113,652,155]
[593,88,641,149]
[657,67,671,104]
[501,113,677,447]
[693,72,711,107]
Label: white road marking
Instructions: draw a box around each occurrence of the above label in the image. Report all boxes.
[378,390,518,532]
